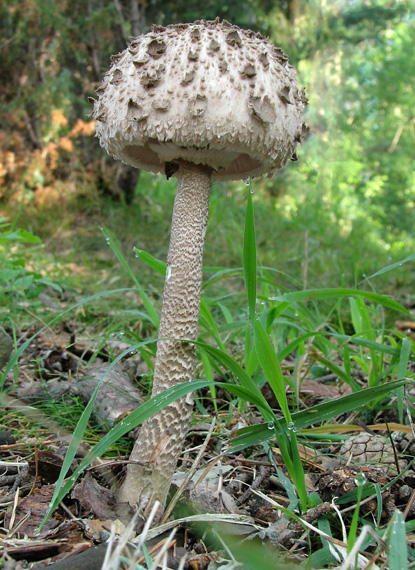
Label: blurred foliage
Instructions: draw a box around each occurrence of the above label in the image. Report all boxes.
[0,0,414,291]
[0,218,62,317]
[265,0,415,260]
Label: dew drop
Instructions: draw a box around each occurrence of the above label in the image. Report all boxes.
[287,421,297,432]
[244,177,250,186]
[267,421,274,430]
[354,472,366,486]
[119,331,125,336]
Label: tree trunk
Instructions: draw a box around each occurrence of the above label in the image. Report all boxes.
[131,0,147,36]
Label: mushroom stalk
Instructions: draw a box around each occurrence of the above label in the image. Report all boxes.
[118,160,211,517]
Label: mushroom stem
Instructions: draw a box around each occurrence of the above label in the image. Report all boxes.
[118,160,212,518]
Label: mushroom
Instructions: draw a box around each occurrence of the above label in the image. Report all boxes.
[92,18,307,521]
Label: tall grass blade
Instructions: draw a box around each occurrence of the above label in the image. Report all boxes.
[387,509,408,570]
[40,377,212,530]
[41,376,285,530]
[133,247,166,276]
[253,318,307,507]
[253,318,291,422]
[364,253,415,281]
[333,333,415,361]
[272,288,410,315]
[199,299,226,351]
[200,348,217,412]
[243,190,257,322]
[397,337,411,423]
[102,228,159,328]
[311,353,360,391]
[350,297,378,387]
[228,379,408,452]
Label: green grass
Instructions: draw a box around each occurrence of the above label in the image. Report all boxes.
[1,175,415,567]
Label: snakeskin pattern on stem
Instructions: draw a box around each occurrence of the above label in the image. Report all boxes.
[117,161,211,518]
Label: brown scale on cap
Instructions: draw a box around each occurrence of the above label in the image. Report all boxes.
[92,18,307,182]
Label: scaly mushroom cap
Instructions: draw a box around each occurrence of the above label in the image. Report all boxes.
[92,19,308,181]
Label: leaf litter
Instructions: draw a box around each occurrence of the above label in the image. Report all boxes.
[1,324,415,569]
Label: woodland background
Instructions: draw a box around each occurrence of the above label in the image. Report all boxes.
[1,0,414,300]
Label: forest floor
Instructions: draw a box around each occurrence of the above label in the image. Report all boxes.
[1,192,415,569]
[2,309,415,569]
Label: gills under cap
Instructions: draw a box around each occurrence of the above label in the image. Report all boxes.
[92,19,308,182]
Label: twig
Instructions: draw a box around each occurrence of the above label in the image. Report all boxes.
[7,509,32,539]
[403,488,415,520]
[149,528,177,570]
[21,307,50,328]
[0,461,29,468]
[28,447,39,497]
[387,123,405,153]
[238,465,267,505]
[8,487,20,530]
[385,422,401,476]
[136,537,176,566]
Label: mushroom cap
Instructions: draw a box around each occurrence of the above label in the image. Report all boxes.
[92,19,308,182]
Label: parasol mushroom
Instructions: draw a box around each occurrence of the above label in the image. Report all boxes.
[91,18,307,521]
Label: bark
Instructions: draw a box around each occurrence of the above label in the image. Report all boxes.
[131,0,147,36]
[117,161,211,520]
[289,0,301,23]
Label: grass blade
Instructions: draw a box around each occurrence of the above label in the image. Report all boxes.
[197,342,271,415]
[227,379,408,452]
[333,333,415,361]
[364,253,415,281]
[397,337,412,423]
[254,318,291,422]
[387,509,408,570]
[199,298,226,351]
[253,318,307,507]
[0,287,135,390]
[40,377,212,530]
[133,247,166,276]
[102,228,159,328]
[272,288,410,315]
[243,189,257,322]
